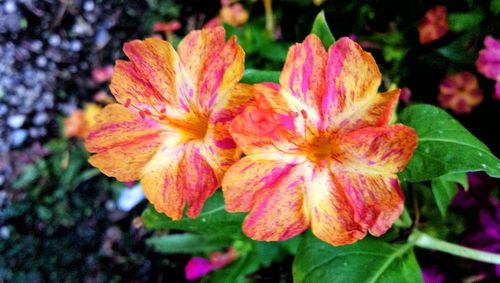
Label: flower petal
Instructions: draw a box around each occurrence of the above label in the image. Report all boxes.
[229,83,305,155]
[333,172,404,236]
[336,124,418,174]
[222,153,303,212]
[280,34,327,113]
[116,38,193,116]
[322,37,393,133]
[206,84,255,171]
[141,146,186,220]
[177,27,245,113]
[241,162,310,241]
[309,165,365,246]
[85,104,174,181]
[141,142,220,220]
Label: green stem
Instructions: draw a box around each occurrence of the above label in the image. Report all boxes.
[410,230,500,265]
[263,0,274,36]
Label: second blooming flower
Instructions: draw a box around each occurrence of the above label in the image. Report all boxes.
[222,35,418,246]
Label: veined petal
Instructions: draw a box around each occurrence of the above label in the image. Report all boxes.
[123,38,193,111]
[280,34,327,114]
[85,104,175,182]
[229,83,306,155]
[142,142,220,220]
[309,165,365,246]
[222,153,303,212]
[241,162,310,241]
[206,84,255,171]
[177,27,245,113]
[336,124,418,174]
[141,146,186,220]
[182,142,221,218]
[322,37,388,133]
[333,172,404,236]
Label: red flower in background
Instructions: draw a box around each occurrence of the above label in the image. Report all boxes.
[438,71,483,114]
[418,6,448,45]
[476,36,500,99]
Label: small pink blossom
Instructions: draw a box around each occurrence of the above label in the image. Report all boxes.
[185,257,214,281]
[152,20,181,33]
[92,65,114,83]
[185,248,239,281]
[418,6,448,44]
[476,36,500,99]
[438,71,483,114]
[400,87,412,103]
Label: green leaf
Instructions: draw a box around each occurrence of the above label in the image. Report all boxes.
[293,232,423,283]
[146,233,230,254]
[431,176,459,217]
[447,12,484,32]
[13,164,40,189]
[399,104,500,182]
[492,0,500,14]
[141,192,246,238]
[437,31,479,65]
[311,11,335,48]
[241,69,280,84]
[255,242,281,268]
[394,207,412,228]
[431,172,468,217]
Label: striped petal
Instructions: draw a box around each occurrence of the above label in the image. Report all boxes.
[336,125,418,174]
[177,27,245,113]
[240,162,310,241]
[280,34,327,114]
[85,104,176,182]
[206,84,255,171]
[333,172,404,236]
[229,83,306,155]
[113,38,194,120]
[309,165,366,246]
[142,141,220,220]
[322,38,397,134]
[222,153,303,212]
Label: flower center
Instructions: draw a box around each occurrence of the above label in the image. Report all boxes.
[304,136,335,162]
[182,118,209,140]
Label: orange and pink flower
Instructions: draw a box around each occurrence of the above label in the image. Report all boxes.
[85,27,253,220]
[438,71,483,114]
[418,5,448,45]
[476,36,500,99]
[222,36,417,246]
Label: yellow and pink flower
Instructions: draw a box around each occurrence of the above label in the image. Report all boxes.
[222,36,417,246]
[438,71,483,114]
[476,36,500,99]
[418,5,448,45]
[85,27,253,220]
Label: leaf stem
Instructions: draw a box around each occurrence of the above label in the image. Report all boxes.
[410,230,500,265]
[263,0,274,35]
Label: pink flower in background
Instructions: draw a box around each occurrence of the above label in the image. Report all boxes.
[476,36,500,99]
[185,257,213,281]
[438,71,483,114]
[152,20,181,34]
[91,65,114,83]
[400,87,412,103]
[185,248,239,281]
[418,6,448,45]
